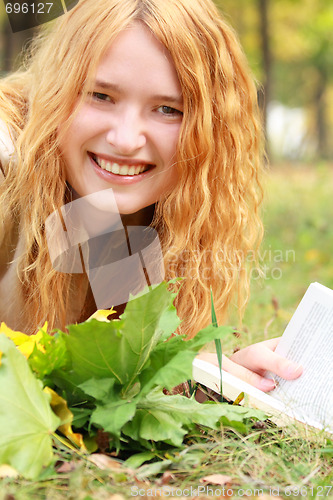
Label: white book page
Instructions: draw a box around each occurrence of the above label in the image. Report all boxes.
[192,358,287,415]
[267,282,333,431]
[193,283,333,433]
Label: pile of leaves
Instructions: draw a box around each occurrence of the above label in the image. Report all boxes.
[0,281,264,479]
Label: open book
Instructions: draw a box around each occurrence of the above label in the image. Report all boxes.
[192,282,333,433]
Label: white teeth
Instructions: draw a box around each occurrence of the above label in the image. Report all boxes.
[112,163,120,174]
[94,155,149,176]
[119,165,129,175]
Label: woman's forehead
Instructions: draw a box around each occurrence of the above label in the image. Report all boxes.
[92,23,182,97]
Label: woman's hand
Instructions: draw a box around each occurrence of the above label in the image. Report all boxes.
[197,337,303,392]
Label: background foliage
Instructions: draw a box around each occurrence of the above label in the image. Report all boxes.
[214,0,333,161]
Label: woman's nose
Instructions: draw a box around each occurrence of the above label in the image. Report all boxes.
[105,110,146,154]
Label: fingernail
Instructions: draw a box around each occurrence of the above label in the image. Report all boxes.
[286,362,303,378]
[260,378,276,391]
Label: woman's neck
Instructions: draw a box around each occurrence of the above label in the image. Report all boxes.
[120,204,155,227]
[65,182,156,228]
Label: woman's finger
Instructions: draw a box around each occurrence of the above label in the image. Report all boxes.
[230,339,303,380]
[197,352,276,392]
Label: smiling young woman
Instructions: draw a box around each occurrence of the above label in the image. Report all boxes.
[57,22,182,215]
[0,0,302,389]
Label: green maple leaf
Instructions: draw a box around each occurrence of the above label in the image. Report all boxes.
[122,388,265,447]
[64,282,179,393]
[78,378,138,436]
[139,349,196,395]
[138,324,233,396]
[0,335,60,479]
[90,399,138,436]
[28,330,69,382]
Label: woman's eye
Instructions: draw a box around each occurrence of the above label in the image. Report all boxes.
[157,105,183,118]
[91,92,112,102]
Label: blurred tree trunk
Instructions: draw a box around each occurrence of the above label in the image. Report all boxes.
[314,68,328,160]
[257,0,272,158]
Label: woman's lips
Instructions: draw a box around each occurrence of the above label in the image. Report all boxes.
[88,153,156,184]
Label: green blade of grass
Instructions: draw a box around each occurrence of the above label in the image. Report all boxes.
[210,288,223,396]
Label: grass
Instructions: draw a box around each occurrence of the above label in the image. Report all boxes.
[1,163,333,499]
[226,161,333,350]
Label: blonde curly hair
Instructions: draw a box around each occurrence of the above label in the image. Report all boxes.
[0,0,263,336]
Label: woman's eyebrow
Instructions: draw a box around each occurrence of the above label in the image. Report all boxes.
[94,79,183,104]
[152,94,183,105]
[94,80,120,91]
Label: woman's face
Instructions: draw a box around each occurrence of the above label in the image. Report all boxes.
[58,22,183,214]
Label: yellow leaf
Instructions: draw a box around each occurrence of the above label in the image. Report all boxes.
[38,321,48,334]
[44,387,87,452]
[87,308,116,322]
[0,322,30,343]
[0,322,44,359]
[233,392,244,405]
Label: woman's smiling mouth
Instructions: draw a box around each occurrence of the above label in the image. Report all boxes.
[89,153,156,181]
